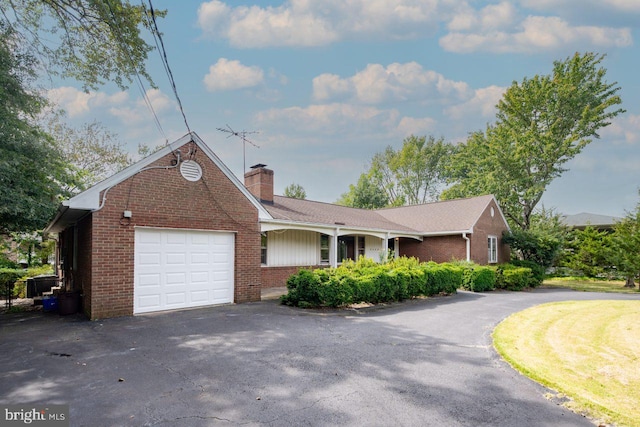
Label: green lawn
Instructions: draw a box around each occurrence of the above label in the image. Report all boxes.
[543,277,639,293]
[493,300,640,426]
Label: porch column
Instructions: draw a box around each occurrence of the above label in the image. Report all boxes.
[383,233,389,262]
[331,228,339,268]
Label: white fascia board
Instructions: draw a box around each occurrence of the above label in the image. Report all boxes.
[63,137,184,210]
[260,219,424,240]
[419,229,474,237]
[61,132,272,220]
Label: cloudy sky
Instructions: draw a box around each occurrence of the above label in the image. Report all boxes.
[46,0,640,217]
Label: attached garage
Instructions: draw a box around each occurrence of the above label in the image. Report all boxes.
[134,228,235,314]
[45,133,268,319]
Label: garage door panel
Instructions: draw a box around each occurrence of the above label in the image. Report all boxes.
[139,253,161,266]
[191,252,209,264]
[138,273,161,287]
[166,253,186,265]
[166,272,186,285]
[138,294,161,309]
[134,228,235,314]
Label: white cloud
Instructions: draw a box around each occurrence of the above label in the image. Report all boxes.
[196,0,440,48]
[143,89,174,113]
[46,87,127,118]
[448,2,517,32]
[445,85,505,120]
[519,0,640,14]
[441,15,632,53]
[203,58,265,92]
[396,116,437,136]
[255,103,401,135]
[46,86,175,126]
[601,114,640,145]
[313,62,470,105]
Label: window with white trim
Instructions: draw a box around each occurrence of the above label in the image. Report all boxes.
[260,233,267,265]
[488,235,498,264]
[320,234,330,264]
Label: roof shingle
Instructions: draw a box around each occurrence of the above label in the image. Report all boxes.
[263,194,498,235]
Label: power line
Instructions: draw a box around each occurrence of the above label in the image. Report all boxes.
[104,0,167,143]
[144,0,192,135]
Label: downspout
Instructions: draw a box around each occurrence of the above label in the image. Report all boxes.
[462,232,470,262]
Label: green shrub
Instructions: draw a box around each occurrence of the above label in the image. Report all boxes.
[469,266,497,292]
[281,269,322,307]
[281,257,467,308]
[0,268,23,300]
[424,263,462,295]
[497,265,534,291]
[509,259,544,287]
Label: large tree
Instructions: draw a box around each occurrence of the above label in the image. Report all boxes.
[283,183,306,199]
[0,0,162,90]
[0,27,68,233]
[336,171,389,209]
[0,1,163,233]
[44,111,132,193]
[610,198,640,289]
[444,52,625,230]
[342,135,451,208]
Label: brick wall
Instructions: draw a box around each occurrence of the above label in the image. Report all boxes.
[84,143,260,319]
[399,236,467,263]
[244,166,274,203]
[470,199,511,264]
[398,199,510,265]
[261,265,328,288]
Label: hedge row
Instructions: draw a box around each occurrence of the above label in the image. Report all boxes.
[0,266,55,299]
[281,257,542,308]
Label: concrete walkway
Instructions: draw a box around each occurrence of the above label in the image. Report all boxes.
[260,286,287,300]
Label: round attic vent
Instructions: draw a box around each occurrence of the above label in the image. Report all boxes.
[180,160,202,182]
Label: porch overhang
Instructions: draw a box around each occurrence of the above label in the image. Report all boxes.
[260,219,424,241]
[44,204,92,234]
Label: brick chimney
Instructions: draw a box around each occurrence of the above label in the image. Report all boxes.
[244,164,274,204]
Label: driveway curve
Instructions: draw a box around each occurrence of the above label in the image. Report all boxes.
[1,288,638,426]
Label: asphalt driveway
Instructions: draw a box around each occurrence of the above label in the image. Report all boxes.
[1,288,638,426]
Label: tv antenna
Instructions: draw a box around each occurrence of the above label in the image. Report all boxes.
[216,124,260,173]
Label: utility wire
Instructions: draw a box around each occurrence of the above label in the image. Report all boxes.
[104,0,168,143]
[144,0,192,135]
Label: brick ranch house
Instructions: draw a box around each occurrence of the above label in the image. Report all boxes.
[45,133,510,319]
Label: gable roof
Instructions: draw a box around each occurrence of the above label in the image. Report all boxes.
[46,132,271,233]
[261,194,507,236]
[265,196,418,233]
[376,194,503,234]
[561,212,621,229]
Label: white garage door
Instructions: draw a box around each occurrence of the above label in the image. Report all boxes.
[134,228,234,314]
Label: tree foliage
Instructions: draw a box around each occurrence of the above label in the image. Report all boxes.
[503,207,568,268]
[610,199,640,288]
[562,226,614,278]
[0,27,69,234]
[444,52,625,230]
[284,183,307,199]
[44,111,132,193]
[336,171,389,209]
[341,135,452,208]
[0,0,164,90]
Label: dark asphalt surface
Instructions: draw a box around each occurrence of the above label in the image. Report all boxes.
[1,288,639,426]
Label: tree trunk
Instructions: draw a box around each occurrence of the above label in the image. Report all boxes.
[623,276,635,288]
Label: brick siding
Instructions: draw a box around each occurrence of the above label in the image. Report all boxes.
[399,199,510,264]
[261,265,329,288]
[77,143,260,319]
